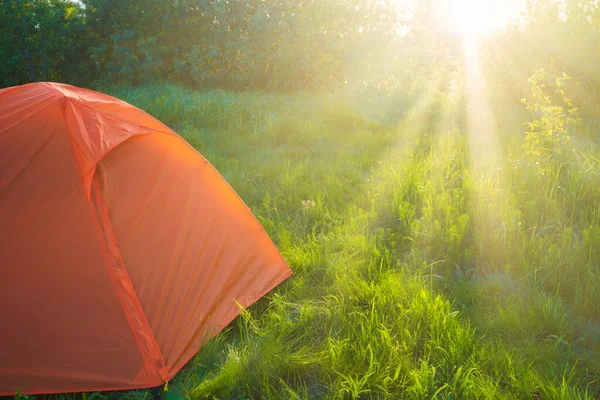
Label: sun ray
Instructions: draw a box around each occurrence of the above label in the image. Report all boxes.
[462,36,499,167]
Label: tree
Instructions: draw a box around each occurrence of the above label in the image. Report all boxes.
[0,0,90,87]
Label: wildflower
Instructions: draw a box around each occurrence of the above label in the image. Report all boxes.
[302,200,316,209]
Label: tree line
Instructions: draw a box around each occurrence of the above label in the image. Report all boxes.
[2,0,600,107]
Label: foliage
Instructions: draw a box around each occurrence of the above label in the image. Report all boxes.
[521,68,581,160]
[3,0,600,99]
[0,0,90,87]
[1,0,455,94]
[483,0,600,132]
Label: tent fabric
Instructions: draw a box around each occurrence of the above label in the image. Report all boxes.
[0,82,292,395]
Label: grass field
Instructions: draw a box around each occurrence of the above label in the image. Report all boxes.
[35,82,599,399]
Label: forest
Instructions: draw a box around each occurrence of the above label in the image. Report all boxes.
[2,0,600,398]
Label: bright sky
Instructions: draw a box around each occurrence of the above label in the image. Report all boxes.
[391,0,527,36]
[446,0,527,34]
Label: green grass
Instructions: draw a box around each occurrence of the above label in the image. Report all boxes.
[33,83,600,399]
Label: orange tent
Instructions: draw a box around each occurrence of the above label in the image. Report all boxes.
[0,82,292,396]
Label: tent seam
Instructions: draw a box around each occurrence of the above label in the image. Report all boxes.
[59,96,167,386]
[89,178,168,384]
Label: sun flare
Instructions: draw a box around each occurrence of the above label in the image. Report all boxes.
[450,0,525,34]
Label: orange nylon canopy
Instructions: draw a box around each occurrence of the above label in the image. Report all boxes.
[0,82,292,396]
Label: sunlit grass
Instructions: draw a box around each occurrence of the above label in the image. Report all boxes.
[29,82,600,399]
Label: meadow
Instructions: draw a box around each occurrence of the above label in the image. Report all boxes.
[5,0,600,398]
[76,82,600,399]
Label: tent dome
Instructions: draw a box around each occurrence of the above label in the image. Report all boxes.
[0,82,291,395]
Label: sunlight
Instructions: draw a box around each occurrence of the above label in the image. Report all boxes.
[449,0,525,34]
[462,36,499,164]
